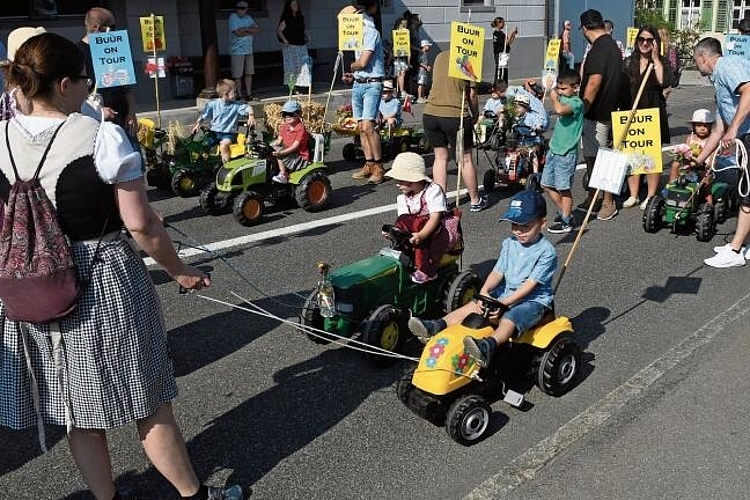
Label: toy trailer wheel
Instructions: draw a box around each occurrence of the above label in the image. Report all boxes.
[296,172,333,212]
[714,198,727,224]
[300,290,333,344]
[342,143,358,162]
[445,394,491,446]
[536,333,581,397]
[199,183,223,215]
[171,169,201,197]
[362,305,404,367]
[642,195,664,233]
[444,270,480,314]
[233,191,265,226]
[695,204,716,242]
[483,169,497,193]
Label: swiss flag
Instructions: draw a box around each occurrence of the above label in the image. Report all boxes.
[403,94,413,115]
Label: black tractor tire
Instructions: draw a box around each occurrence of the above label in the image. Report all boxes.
[445,394,492,446]
[300,290,333,344]
[361,305,405,367]
[483,169,497,193]
[233,191,265,226]
[695,204,716,242]
[199,183,223,215]
[296,171,333,212]
[171,169,201,198]
[642,195,664,233]
[444,270,480,314]
[396,367,416,406]
[536,333,581,397]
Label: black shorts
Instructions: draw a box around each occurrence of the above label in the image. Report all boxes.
[423,114,474,150]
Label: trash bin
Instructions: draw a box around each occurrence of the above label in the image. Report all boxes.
[169,58,194,98]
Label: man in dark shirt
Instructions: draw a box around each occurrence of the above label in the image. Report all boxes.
[79,7,138,139]
[577,8,627,221]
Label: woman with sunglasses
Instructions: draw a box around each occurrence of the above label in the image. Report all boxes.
[622,25,673,211]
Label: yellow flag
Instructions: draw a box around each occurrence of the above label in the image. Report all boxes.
[612,108,663,175]
[448,22,485,82]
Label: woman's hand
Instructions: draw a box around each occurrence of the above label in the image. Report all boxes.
[174,264,211,292]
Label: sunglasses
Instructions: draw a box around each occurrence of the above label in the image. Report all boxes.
[282,112,295,117]
[637,36,655,44]
[75,74,95,91]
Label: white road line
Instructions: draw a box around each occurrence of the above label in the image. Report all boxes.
[463,288,750,500]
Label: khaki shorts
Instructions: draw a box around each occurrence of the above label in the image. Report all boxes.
[582,118,612,158]
[231,54,255,78]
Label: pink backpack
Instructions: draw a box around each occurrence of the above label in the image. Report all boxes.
[0,121,84,323]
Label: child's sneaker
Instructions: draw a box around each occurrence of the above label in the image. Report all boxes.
[207,485,244,500]
[547,217,574,234]
[408,315,445,344]
[272,173,289,184]
[410,269,436,284]
[470,195,489,212]
[463,336,496,368]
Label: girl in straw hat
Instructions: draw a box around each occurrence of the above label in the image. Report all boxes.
[384,152,451,284]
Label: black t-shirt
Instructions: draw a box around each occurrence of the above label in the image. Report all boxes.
[78,40,131,130]
[493,29,509,55]
[279,12,306,45]
[580,34,627,122]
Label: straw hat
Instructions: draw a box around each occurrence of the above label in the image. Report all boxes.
[385,152,431,182]
[688,109,715,124]
[7,26,47,61]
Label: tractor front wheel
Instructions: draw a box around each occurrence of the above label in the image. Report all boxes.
[445,394,491,446]
[233,191,265,226]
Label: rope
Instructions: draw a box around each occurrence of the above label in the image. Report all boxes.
[709,138,749,199]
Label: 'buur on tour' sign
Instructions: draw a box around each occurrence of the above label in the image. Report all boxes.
[392,28,410,58]
[139,15,166,52]
[338,13,364,51]
[448,22,485,82]
[88,30,136,89]
[612,108,663,175]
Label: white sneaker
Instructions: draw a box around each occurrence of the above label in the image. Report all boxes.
[622,196,639,208]
[639,197,652,210]
[704,248,746,268]
[713,243,747,257]
[272,173,289,184]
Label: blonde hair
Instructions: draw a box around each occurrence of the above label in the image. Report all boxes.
[215,79,236,96]
[658,27,670,46]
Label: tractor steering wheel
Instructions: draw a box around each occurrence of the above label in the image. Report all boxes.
[476,294,509,318]
[381,224,413,250]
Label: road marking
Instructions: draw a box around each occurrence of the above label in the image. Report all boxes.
[463,288,750,500]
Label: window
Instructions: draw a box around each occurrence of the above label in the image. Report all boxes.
[732,0,750,27]
[0,0,102,19]
[218,0,266,13]
[680,0,702,28]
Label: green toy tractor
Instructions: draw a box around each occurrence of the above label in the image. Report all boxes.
[299,224,479,366]
[199,132,332,226]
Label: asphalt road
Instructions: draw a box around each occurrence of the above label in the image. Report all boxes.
[3,81,748,500]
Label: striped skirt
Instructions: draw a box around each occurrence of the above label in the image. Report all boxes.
[0,236,177,432]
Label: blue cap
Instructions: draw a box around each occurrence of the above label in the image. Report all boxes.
[499,190,547,224]
[281,100,302,114]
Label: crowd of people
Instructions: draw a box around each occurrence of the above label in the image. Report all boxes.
[4,2,750,499]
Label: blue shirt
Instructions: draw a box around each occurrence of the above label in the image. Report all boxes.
[507,87,548,131]
[492,234,557,307]
[354,13,385,79]
[229,12,257,55]
[483,97,504,114]
[379,97,402,123]
[711,55,750,136]
[200,99,250,133]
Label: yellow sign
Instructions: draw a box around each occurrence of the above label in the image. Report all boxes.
[392,29,410,58]
[612,108,663,175]
[338,13,364,51]
[626,27,639,52]
[544,39,561,71]
[140,15,166,52]
[448,22,485,82]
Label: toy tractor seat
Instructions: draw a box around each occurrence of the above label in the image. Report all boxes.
[311,133,325,163]
[137,117,157,149]
[227,132,247,159]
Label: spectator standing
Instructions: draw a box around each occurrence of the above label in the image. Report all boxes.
[415,40,432,103]
[392,17,410,98]
[277,0,311,93]
[658,27,680,96]
[229,0,260,100]
[344,0,386,184]
[693,37,750,268]
[0,32,244,500]
[560,20,574,70]
[403,10,422,97]
[422,50,486,212]
[491,17,518,84]
[622,26,672,211]
[79,8,138,142]
[577,8,628,221]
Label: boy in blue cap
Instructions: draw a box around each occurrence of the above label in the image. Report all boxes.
[408,189,557,367]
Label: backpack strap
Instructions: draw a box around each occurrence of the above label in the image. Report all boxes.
[5,119,66,182]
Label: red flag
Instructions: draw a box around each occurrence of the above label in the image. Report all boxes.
[403,94,413,115]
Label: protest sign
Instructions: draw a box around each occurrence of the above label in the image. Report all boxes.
[589,148,629,194]
[541,38,561,90]
[338,13,364,51]
[88,30,136,89]
[147,57,166,78]
[392,29,410,58]
[612,108,663,175]
[448,22,485,82]
[726,34,750,57]
[139,15,166,52]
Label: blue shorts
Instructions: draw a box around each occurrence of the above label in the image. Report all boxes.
[207,131,237,147]
[541,149,578,191]
[352,81,383,121]
[500,300,548,335]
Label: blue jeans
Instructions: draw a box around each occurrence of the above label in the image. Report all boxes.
[352,81,382,121]
[502,300,548,334]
